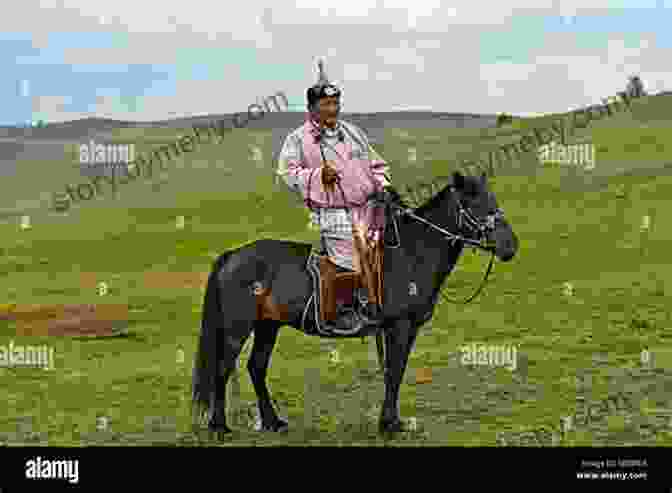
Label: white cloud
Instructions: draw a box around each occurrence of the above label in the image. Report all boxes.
[28,95,89,123]
[414,39,443,50]
[375,41,426,71]
[343,64,370,82]
[376,72,394,82]
[3,1,657,34]
[32,95,72,114]
[6,1,667,120]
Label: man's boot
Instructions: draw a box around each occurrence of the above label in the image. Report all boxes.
[319,257,381,334]
[357,269,383,322]
[355,240,384,323]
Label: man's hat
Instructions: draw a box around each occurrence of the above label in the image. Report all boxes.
[307,59,341,107]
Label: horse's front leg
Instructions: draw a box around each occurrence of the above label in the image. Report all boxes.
[376,333,385,374]
[379,319,418,433]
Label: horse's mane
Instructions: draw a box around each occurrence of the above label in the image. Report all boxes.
[382,174,483,217]
[413,174,485,215]
[414,182,451,215]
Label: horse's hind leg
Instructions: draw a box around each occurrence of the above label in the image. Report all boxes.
[209,324,252,436]
[248,321,287,432]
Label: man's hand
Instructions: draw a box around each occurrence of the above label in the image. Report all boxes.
[369,186,397,205]
[321,161,340,188]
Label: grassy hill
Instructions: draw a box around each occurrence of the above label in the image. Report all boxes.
[0,92,670,446]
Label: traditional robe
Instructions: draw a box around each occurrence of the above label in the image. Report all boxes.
[277,116,391,271]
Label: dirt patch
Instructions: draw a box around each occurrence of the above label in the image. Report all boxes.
[141,272,209,289]
[77,272,208,290]
[416,367,433,384]
[0,304,128,338]
[78,272,102,289]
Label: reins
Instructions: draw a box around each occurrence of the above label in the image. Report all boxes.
[382,193,499,305]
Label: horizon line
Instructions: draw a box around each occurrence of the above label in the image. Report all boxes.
[3,88,668,127]
[1,110,505,127]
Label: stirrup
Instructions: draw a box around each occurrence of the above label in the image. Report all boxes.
[355,287,369,307]
[324,307,382,336]
[358,302,381,320]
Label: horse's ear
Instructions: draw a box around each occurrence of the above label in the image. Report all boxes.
[452,171,465,189]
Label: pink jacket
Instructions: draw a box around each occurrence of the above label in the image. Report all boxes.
[283,117,389,238]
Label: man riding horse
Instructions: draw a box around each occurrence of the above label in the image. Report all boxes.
[276,60,392,334]
[194,67,519,434]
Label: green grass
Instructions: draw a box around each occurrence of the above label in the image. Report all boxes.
[1,94,671,446]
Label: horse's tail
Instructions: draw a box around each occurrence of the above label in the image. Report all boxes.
[191,252,230,424]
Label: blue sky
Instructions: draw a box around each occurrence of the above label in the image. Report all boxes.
[3,2,670,123]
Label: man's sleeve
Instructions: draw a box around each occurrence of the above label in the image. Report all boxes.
[369,144,391,188]
[276,132,317,199]
[357,127,391,188]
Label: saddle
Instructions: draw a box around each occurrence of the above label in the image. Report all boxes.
[301,194,397,335]
[303,243,384,336]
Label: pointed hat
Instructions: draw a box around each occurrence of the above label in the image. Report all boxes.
[307,58,341,106]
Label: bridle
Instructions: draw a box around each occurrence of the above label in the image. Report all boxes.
[378,187,505,304]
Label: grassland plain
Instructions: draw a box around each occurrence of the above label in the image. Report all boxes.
[0,93,671,446]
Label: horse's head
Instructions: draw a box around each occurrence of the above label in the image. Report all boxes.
[448,171,518,262]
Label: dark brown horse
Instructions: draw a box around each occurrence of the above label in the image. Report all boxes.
[192,171,518,436]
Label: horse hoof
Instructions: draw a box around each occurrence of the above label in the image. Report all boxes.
[208,421,232,435]
[262,419,289,433]
[216,429,232,439]
[379,419,405,434]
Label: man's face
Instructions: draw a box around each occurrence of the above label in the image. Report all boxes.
[314,96,340,128]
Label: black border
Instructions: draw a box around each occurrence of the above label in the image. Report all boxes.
[1,446,665,490]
